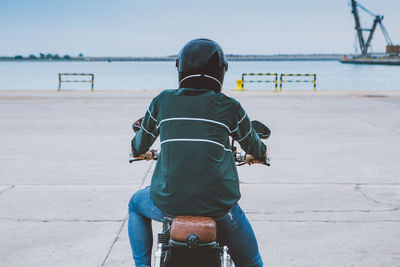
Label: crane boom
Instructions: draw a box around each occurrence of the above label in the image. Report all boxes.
[350,0,395,56]
[350,0,367,55]
[342,0,400,64]
[364,15,382,53]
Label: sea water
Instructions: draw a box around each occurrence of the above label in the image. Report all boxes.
[0,61,399,91]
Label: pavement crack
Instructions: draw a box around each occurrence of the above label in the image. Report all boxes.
[0,185,15,195]
[1,183,141,186]
[246,208,397,215]
[239,182,400,185]
[0,218,124,223]
[251,219,400,223]
[101,213,128,267]
[355,184,399,208]
[5,182,400,186]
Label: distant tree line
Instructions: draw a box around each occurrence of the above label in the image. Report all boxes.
[1,53,85,61]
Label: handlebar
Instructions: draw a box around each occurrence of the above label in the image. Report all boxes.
[129,150,159,163]
[129,150,270,166]
[233,151,271,166]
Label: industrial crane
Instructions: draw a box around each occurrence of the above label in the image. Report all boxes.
[350,0,398,56]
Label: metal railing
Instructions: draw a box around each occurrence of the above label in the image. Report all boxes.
[279,74,316,92]
[58,73,94,91]
[234,73,278,91]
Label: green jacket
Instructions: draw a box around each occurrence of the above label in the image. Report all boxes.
[132,88,266,218]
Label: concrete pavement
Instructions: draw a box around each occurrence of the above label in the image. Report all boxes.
[0,89,399,266]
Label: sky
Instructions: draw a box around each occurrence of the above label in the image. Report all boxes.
[1,0,399,57]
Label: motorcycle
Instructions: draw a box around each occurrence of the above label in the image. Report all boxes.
[129,117,271,267]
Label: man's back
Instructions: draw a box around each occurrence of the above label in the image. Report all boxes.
[128,39,265,267]
[132,88,266,218]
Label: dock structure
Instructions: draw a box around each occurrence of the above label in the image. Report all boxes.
[340,56,400,65]
[0,90,400,266]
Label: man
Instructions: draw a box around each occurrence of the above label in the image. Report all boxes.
[128,39,267,267]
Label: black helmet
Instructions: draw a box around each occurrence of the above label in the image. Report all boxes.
[176,39,228,92]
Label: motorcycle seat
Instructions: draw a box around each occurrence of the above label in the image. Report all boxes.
[170,216,217,243]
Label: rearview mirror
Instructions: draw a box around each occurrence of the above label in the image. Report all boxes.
[132,117,144,133]
[252,120,271,139]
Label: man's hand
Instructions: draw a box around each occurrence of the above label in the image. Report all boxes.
[245,152,268,165]
[135,150,153,161]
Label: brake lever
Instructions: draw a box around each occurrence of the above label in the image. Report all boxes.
[129,158,144,163]
[264,156,271,166]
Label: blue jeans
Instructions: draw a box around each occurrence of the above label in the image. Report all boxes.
[128,187,263,267]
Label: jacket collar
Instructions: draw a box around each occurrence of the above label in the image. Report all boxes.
[178,88,216,95]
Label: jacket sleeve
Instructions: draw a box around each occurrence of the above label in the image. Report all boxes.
[231,103,267,160]
[131,96,160,156]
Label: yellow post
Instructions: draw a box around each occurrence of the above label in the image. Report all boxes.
[232,80,246,91]
[58,73,61,91]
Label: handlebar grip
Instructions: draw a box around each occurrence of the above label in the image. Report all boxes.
[234,151,271,166]
[129,150,158,163]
